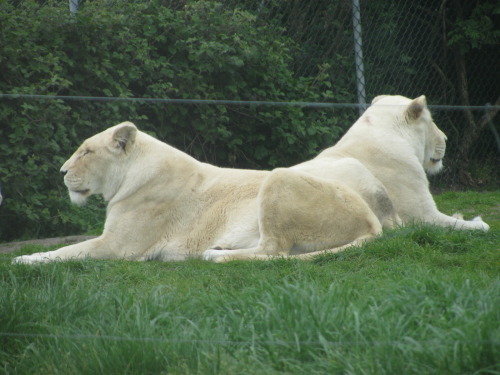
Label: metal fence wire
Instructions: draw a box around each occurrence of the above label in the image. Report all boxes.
[0,0,499,240]
[4,0,500,188]
[219,0,500,187]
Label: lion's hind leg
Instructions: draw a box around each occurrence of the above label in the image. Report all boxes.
[203,168,383,263]
[203,223,293,262]
[203,231,380,263]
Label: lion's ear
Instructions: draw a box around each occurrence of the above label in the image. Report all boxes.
[111,122,137,153]
[406,95,427,121]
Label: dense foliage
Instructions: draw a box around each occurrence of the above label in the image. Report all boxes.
[0,0,348,241]
[0,0,498,241]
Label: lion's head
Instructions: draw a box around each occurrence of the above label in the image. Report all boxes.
[371,95,447,175]
[60,122,138,205]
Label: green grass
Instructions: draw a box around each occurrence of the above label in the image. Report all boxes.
[1,191,499,374]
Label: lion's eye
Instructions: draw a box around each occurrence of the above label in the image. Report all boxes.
[82,149,92,156]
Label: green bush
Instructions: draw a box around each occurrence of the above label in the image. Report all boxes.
[0,0,350,241]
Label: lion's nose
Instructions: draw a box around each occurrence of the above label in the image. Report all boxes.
[60,169,68,176]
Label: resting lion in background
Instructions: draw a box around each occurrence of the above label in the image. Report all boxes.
[13,95,488,264]
[204,95,489,261]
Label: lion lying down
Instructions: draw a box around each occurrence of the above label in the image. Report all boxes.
[14,95,489,264]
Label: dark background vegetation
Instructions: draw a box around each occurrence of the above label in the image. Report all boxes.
[0,0,498,241]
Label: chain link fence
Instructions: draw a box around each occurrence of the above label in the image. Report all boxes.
[0,0,498,240]
[242,0,496,188]
[5,0,500,188]
[219,0,500,187]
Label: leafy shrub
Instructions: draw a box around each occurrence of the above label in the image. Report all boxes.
[0,0,350,240]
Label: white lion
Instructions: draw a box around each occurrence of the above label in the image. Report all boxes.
[204,95,489,261]
[13,95,488,264]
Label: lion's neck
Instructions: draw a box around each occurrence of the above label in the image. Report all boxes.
[105,133,208,205]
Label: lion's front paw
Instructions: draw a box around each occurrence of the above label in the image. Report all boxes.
[472,216,490,231]
[202,249,233,263]
[12,253,52,264]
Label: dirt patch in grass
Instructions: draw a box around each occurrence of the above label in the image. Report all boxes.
[0,235,97,254]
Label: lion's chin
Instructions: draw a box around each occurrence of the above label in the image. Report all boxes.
[424,158,443,175]
[69,190,90,206]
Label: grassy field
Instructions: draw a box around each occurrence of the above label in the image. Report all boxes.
[1,191,499,375]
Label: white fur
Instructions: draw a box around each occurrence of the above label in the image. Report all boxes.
[13,120,391,264]
[321,95,488,231]
[13,95,488,264]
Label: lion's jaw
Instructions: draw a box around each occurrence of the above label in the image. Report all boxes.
[424,157,443,175]
[424,153,444,175]
[62,160,101,206]
[422,124,447,175]
[68,188,91,206]
[63,163,127,206]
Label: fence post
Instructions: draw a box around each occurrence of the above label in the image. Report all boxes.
[69,0,79,15]
[351,0,367,115]
[485,103,500,153]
